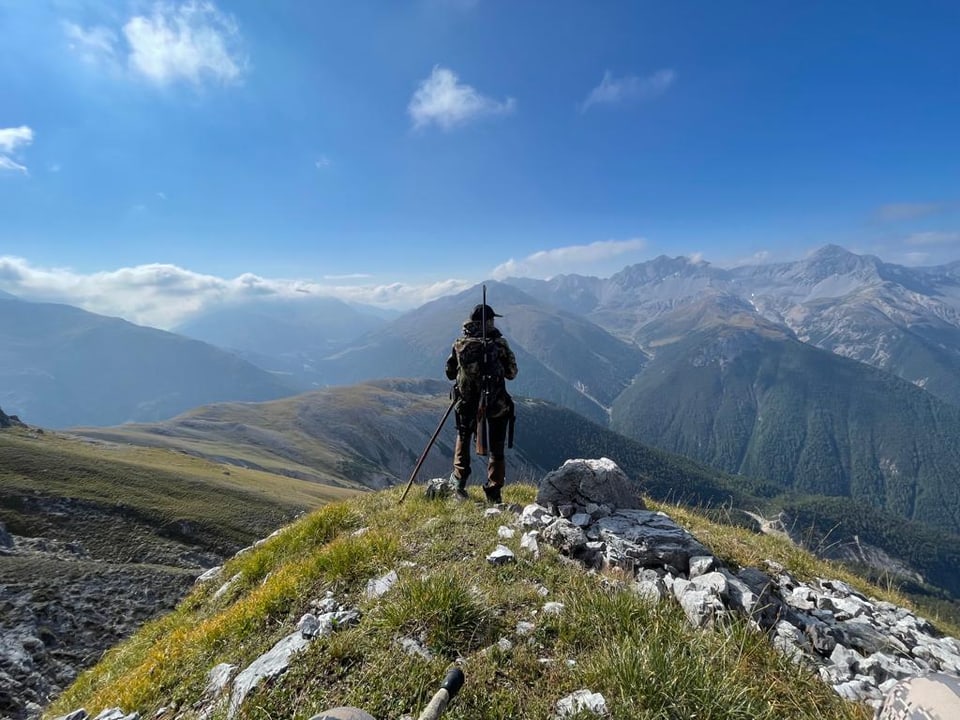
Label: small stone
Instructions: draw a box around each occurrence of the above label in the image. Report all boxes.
[94,710,125,720]
[634,579,665,604]
[516,621,535,636]
[497,637,513,652]
[212,573,242,601]
[365,570,399,598]
[55,710,89,720]
[487,545,516,565]
[399,636,433,660]
[555,689,608,717]
[312,597,338,614]
[688,555,716,578]
[498,525,515,540]
[570,513,592,527]
[297,613,322,638]
[519,503,552,528]
[485,508,502,517]
[520,531,540,558]
[195,566,222,584]
[691,571,728,599]
[542,602,565,615]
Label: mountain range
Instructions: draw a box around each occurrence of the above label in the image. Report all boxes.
[0,298,298,428]
[510,245,960,407]
[5,245,960,543]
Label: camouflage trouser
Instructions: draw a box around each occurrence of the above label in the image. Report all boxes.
[876,673,960,720]
[452,414,509,489]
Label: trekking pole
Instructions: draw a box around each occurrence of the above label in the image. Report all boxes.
[398,397,457,505]
[416,667,465,720]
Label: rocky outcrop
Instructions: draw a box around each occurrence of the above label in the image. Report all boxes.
[0,406,26,429]
[526,458,960,711]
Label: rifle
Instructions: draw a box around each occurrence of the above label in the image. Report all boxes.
[475,285,490,456]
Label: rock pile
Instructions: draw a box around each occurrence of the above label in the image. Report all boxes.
[520,457,960,711]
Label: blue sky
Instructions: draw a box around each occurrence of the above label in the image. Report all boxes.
[2,0,959,327]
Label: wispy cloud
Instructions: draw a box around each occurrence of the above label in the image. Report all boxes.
[874,202,950,222]
[63,21,119,63]
[905,231,960,246]
[125,1,245,84]
[0,257,469,329]
[0,125,33,174]
[323,273,373,280]
[64,2,247,87]
[580,69,675,113]
[491,238,648,279]
[315,156,331,169]
[408,66,515,131]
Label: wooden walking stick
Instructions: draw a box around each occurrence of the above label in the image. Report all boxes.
[398,396,458,505]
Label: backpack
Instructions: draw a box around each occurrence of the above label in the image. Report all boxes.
[454,336,508,415]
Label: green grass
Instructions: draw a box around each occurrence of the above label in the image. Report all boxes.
[0,429,357,554]
[46,484,889,720]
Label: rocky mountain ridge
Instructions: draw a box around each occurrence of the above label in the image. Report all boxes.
[508,245,960,407]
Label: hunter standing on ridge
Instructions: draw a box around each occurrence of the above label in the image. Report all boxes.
[445,301,518,503]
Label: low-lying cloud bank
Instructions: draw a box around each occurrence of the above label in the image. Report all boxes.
[0,256,471,330]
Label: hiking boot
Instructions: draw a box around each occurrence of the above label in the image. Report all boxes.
[482,485,502,504]
[450,473,469,501]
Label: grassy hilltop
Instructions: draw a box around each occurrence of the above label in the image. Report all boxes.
[47,481,953,720]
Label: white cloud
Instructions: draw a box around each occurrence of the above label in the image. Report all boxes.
[491,238,648,279]
[315,156,331,169]
[63,21,119,63]
[0,126,33,154]
[0,156,28,174]
[408,66,515,130]
[157,191,167,200]
[906,231,960,246]
[323,273,373,280]
[0,256,470,329]
[580,69,675,113]
[64,2,246,87]
[124,1,246,85]
[0,125,33,174]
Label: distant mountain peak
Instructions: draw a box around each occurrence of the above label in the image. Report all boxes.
[809,244,856,260]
